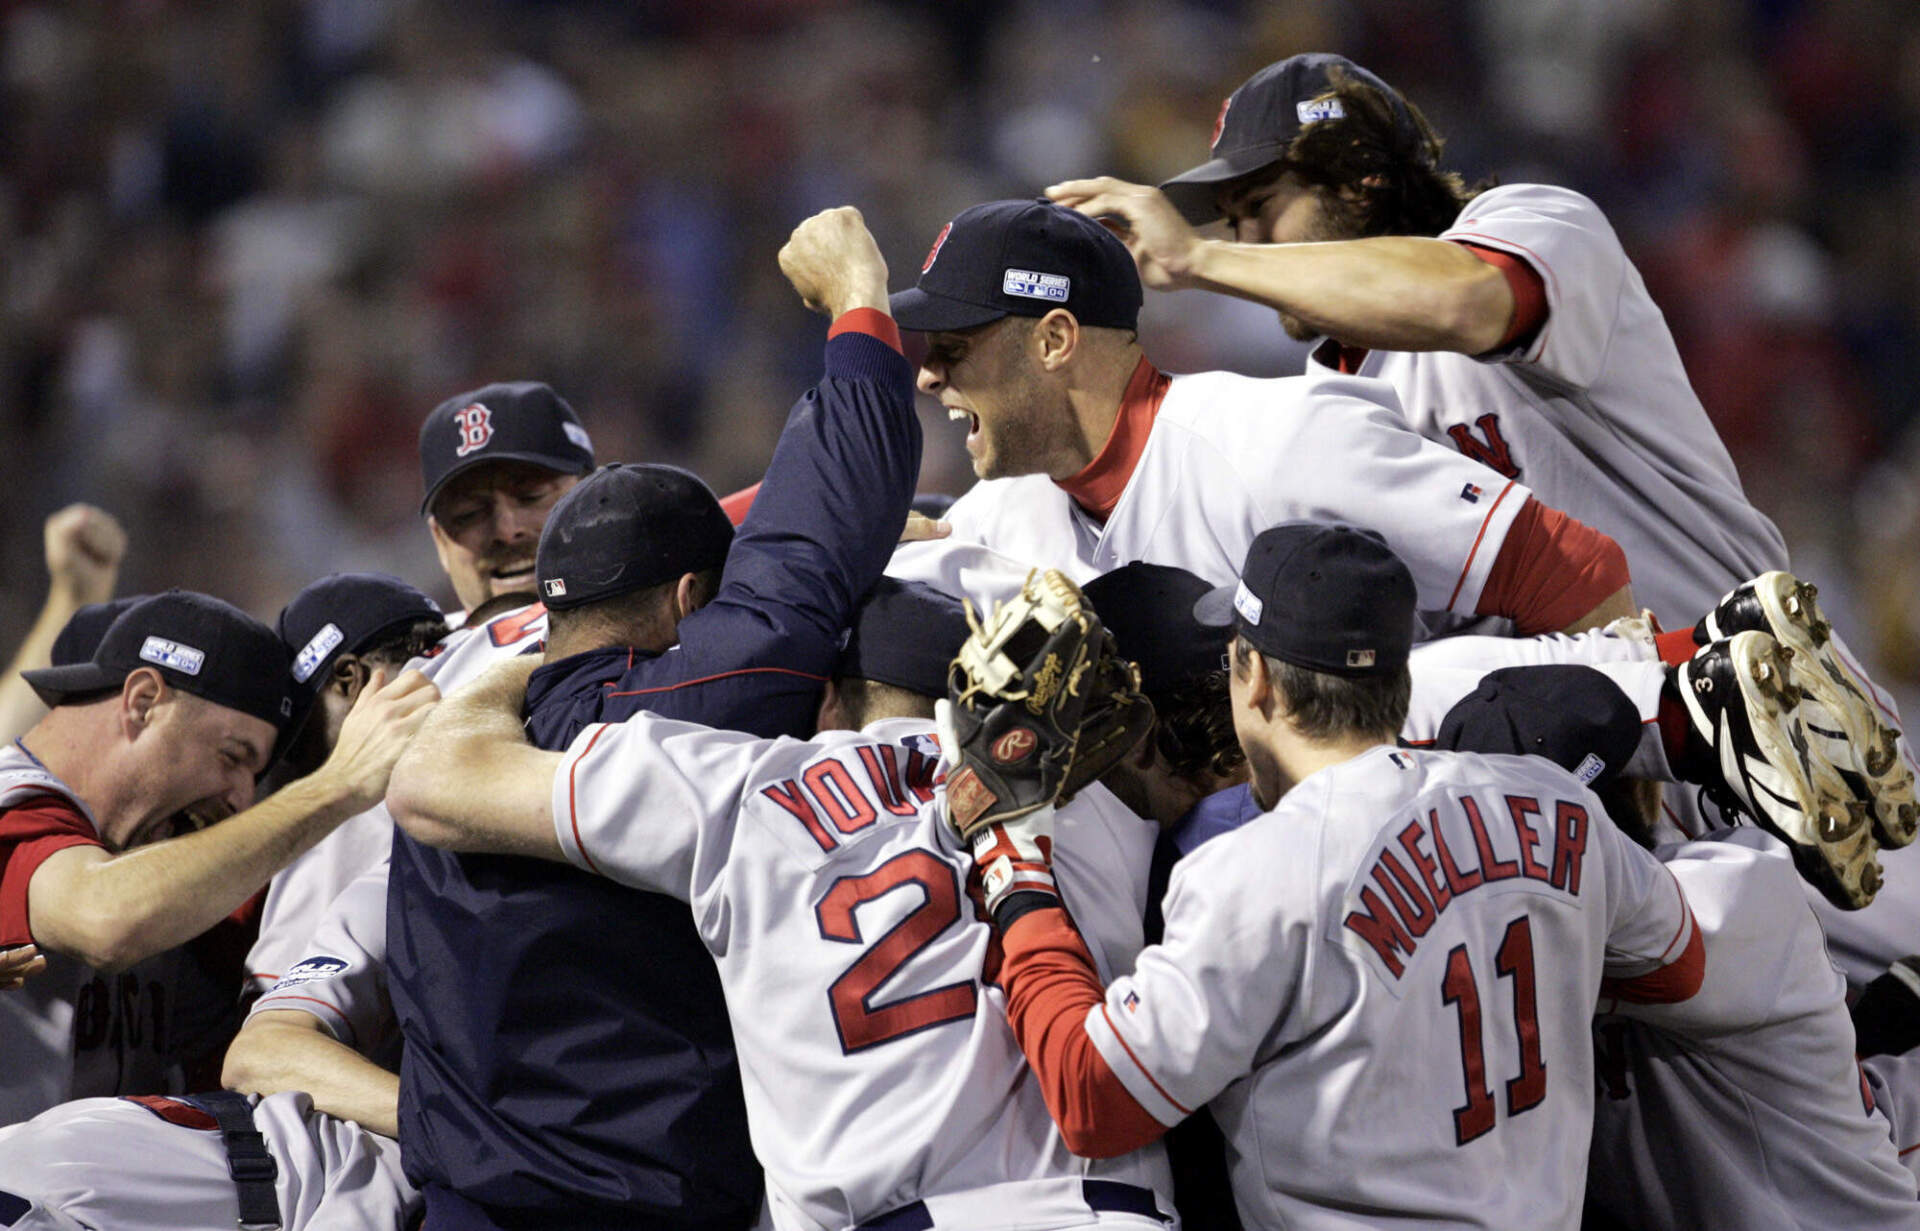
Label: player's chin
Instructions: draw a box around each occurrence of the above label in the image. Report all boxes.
[485,567,539,601]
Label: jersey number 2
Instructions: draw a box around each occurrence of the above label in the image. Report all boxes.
[817,850,978,1053]
[1440,914,1546,1145]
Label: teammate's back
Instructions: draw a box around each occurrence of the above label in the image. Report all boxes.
[554,711,1172,1229]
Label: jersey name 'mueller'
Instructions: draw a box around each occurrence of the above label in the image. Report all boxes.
[1344,789,1592,979]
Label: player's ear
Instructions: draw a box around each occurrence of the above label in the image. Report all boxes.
[119,667,167,739]
[815,677,844,734]
[330,655,371,704]
[674,570,718,622]
[1033,309,1079,371]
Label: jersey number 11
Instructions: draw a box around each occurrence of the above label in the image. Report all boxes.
[1440,914,1546,1145]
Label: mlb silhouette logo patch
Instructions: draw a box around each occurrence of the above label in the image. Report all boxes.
[1346,648,1375,669]
[544,578,567,599]
[1123,990,1141,1014]
[454,403,494,457]
[1460,482,1483,503]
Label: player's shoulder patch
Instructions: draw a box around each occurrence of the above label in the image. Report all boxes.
[271,954,351,991]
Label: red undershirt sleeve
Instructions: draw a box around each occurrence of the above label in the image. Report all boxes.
[826,307,903,355]
[719,482,760,526]
[1476,497,1631,634]
[0,797,103,946]
[1457,243,1548,351]
[1602,910,1705,1005]
[997,906,1170,1158]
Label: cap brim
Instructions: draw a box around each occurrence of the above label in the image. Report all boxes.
[421,453,587,516]
[22,662,126,707]
[888,288,1010,334]
[1192,583,1240,629]
[1158,148,1287,225]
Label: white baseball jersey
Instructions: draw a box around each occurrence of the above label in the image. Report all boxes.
[0,1089,417,1230]
[0,745,103,1124]
[553,713,1174,1231]
[246,601,548,993]
[1587,828,1920,1229]
[1865,1049,1920,1187]
[1080,747,1698,1231]
[899,368,1529,627]
[1308,183,1788,628]
[250,859,401,1070]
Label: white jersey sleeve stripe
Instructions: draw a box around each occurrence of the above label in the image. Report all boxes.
[1444,477,1518,612]
[1084,1001,1191,1126]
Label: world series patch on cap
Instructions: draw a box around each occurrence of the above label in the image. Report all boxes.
[890,199,1142,333]
[419,381,595,516]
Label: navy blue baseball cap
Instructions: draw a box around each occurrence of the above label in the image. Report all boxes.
[536,464,735,611]
[837,577,970,698]
[51,597,145,668]
[25,591,296,732]
[1195,522,1416,677]
[890,199,1143,333]
[1435,665,1642,791]
[278,573,444,697]
[1083,563,1227,700]
[1160,53,1432,225]
[419,381,595,516]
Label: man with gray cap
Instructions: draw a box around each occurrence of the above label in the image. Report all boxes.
[383,205,925,1231]
[0,592,435,1123]
[971,522,1706,1231]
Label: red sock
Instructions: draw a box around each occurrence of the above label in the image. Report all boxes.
[1655,627,1699,667]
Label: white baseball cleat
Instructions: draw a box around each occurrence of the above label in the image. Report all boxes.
[1699,572,1917,848]
[1678,631,1880,909]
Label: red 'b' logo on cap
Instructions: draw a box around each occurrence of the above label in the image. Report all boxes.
[1210,96,1233,150]
[453,403,494,457]
[922,222,954,274]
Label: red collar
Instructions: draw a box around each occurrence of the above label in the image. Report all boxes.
[1313,338,1371,374]
[1055,357,1172,521]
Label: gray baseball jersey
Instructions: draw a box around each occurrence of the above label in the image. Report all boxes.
[553,712,1174,1230]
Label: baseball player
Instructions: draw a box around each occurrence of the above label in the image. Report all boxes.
[885,197,1634,643]
[0,503,128,743]
[0,592,432,1124]
[954,527,1703,1230]
[242,573,448,995]
[1431,669,1920,1230]
[387,575,1176,1230]
[0,863,419,1230]
[381,205,923,1231]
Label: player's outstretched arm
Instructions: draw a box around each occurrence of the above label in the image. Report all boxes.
[23,670,437,973]
[0,504,128,742]
[1047,176,1514,353]
[388,656,565,859]
[223,1009,401,1139]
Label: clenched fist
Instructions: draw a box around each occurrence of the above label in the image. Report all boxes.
[778,206,891,319]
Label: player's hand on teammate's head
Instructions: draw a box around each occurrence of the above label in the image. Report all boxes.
[0,943,47,991]
[778,205,891,319]
[315,667,441,813]
[1044,177,1202,292]
[42,503,128,606]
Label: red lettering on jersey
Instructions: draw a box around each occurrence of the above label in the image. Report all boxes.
[1372,849,1436,937]
[1506,795,1551,882]
[1400,815,1454,915]
[763,779,836,853]
[1431,810,1483,897]
[902,745,942,803]
[1344,885,1416,978]
[453,403,495,457]
[1462,796,1520,882]
[804,760,878,838]
[856,745,918,818]
[1549,800,1589,894]
[487,602,547,647]
[1445,414,1520,480]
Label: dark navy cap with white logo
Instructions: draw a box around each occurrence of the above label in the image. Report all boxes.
[1160,53,1430,224]
[837,577,970,698]
[1083,563,1227,700]
[890,199,1143,333]
[25,591,296,731]
[277,573,444,700]
[51,596,145,668]
[419,381,595,516]
[1194,522,1416,677]
[1435,665,1642,791]
[536,464,735,612]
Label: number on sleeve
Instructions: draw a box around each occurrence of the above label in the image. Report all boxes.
[817,849,978,1053]
[1441,914,1545,1145]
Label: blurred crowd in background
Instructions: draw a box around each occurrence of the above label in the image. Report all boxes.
[4,0,1920,701]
